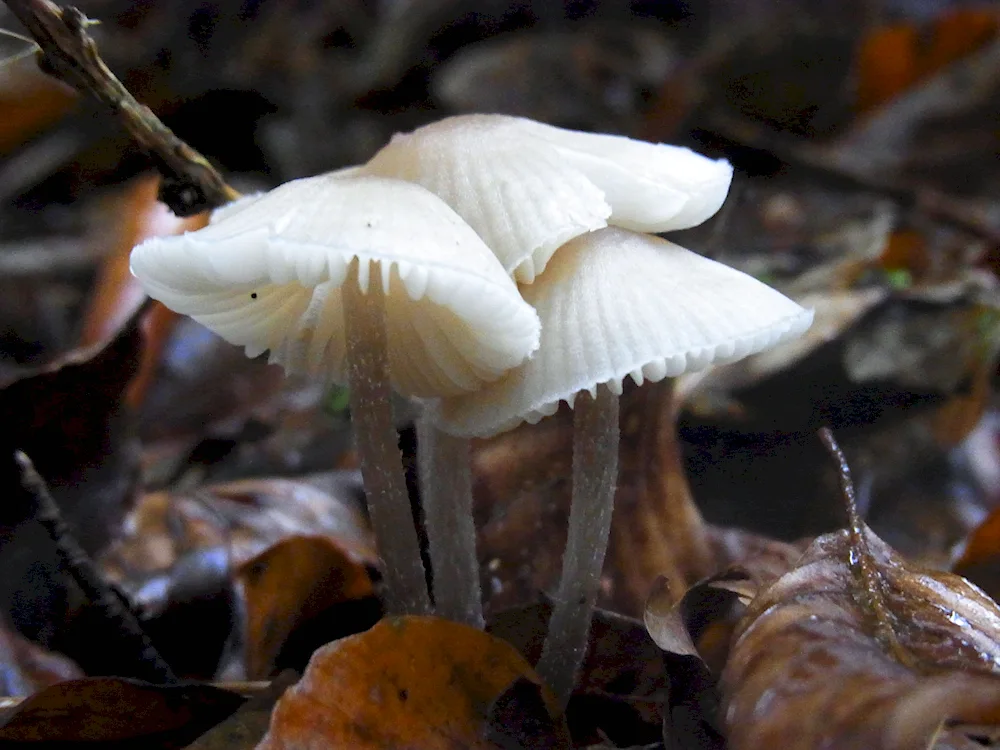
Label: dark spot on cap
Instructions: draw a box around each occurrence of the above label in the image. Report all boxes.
[251,292,258,299]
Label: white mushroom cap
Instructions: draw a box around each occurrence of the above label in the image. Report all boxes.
[433,227,813,438]
[360,114,733,283]
[130,173,541,398]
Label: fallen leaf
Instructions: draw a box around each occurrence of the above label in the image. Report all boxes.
[0,677,244,745]
[856,8,999,113]
[953,505,1000,602]
[490,603,666,746]
[0,299,143,553]
[258,616,570,749]
[183,671,297,750]
[0,54,75,156]
[100,473,375,679]
[475,379,715,618]
[80,174,207,408]
[644,562,792,750]
[0,622,83,696]
[722,523,1000,749]
[235,534,374,679]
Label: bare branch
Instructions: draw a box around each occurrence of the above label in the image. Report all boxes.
[3,0,239,215]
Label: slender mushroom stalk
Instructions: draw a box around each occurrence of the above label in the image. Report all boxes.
[417,414,482,627]
[344,258,429,615]
[536,385,619,705]
[360,114,734,632]
[434,228,814,705]
[130,173,540,619]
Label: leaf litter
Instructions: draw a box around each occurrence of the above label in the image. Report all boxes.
[1,0,1000,747]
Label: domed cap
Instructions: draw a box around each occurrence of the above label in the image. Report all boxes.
[433,227,813,437]
[360,115,732,283]
[130,173,541,398]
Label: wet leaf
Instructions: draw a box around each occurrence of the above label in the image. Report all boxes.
[722,524,1000,749]
[0,677,244,745]
[258,615,570,749]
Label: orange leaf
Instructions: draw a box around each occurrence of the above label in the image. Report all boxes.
[0,60,75,156]
[856,7,999,112]
[856,24,920,114]
[878,228,930,279]
[923,7,999,76]
[80,174,209,407]
[259,616,570,749]
[236,535,374,679]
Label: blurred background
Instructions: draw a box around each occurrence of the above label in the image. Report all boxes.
[0,0,999,675]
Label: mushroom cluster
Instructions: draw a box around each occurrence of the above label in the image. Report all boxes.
[358,115,812,705]
[131,174,542,617]
[130,114,812,707]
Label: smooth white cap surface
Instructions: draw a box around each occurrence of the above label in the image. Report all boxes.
[131,174,541,398]
[433,228,814,437]
[361,114,733,283]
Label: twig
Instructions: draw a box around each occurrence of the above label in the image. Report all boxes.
[14,451,177,684]
[707,114,1000,250]
[2,0,239,216]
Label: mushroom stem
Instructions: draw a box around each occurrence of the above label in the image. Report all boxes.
[344,260,432,616]
[418,414,484,628]
[536,384,620,708]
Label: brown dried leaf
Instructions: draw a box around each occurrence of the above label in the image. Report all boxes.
[258,615,570,749]
[235,534,374,679]
[642,546,801,750]
[102,473,374,587]
[0,677,244,745]
[722,526,1000,750]
[100,473,375,678]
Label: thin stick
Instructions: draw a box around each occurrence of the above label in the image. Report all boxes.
[14,451,177,683]
[344,260,431,616]
[418,414,483,628]
[3,0,238,216]
[537,385,620,708]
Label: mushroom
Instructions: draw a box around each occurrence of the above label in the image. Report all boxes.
[360,114,732,283]
[129,173,541,617]
[432,227,814,705]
